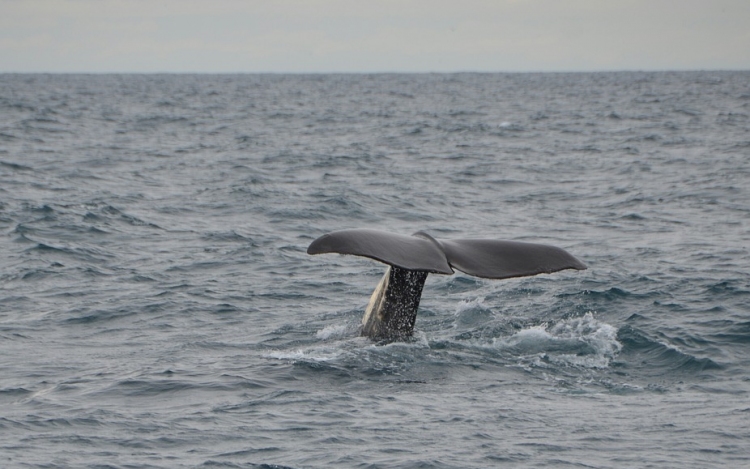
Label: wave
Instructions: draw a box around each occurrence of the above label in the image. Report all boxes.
[616,325,723,374]
[264,311,622,383]
[495,312,622,369]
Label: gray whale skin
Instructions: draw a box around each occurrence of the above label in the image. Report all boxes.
[307,229,586,340]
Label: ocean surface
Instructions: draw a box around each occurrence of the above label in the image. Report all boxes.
[1,72,749,468]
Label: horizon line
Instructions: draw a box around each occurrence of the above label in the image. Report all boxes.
[2,68,748,75]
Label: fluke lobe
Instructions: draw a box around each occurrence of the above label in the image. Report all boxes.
[307,229,587,340]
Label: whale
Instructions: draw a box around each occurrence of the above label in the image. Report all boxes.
[308,229,587,340]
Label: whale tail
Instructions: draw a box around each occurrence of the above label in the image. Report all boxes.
[308,229,586,340]
[360,265,427,340]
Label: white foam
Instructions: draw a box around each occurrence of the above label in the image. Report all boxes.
[497,312,622,369]
[549,312,622,360]
[263,347,342,362]
[454,296,486,315]
[315,323,350,340]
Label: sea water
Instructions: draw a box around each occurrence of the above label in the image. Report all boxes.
[1,72,749,468]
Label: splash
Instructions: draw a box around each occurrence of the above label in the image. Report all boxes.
[263,348,343,362]
[454,296,487,314]
[498,312,622,369]
[315,323,352,340]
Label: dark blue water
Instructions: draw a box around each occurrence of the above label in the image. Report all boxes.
[1,72,749,468]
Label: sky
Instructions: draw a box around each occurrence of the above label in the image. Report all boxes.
[1,0,749,73]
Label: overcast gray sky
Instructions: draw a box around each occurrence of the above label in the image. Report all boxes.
[2,0,749,73]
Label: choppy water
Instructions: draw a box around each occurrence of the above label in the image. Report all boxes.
[1,72,749,468]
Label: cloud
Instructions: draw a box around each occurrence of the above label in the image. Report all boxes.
[1,0,748,72]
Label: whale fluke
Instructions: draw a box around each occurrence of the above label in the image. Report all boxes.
[308,229,586,340]
[435,236,587,279]
[307,229,453,274]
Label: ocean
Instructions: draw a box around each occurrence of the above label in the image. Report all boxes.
[1,72,749,468]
